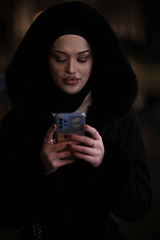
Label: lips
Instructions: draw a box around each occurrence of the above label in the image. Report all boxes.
[63,76,80,85]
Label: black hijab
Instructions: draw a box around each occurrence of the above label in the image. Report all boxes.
[40,24,94,114]
[5,1,138,132]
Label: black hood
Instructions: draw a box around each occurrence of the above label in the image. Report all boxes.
[5,1,138,131]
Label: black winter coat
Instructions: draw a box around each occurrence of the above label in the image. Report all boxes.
[0,2,152,240]
[0,108,152,240]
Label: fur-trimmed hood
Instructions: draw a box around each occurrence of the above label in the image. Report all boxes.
[5,1,138,132]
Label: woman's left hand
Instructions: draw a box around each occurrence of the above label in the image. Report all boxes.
[67,124,105,168]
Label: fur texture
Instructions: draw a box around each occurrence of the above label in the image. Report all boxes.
[5,1,138,130]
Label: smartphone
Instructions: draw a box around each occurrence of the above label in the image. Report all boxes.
[55,112,86,143]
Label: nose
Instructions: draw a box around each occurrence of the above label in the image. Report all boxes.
[65,58,76,74]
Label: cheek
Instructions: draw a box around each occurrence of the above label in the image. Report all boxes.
[81,63,93,79]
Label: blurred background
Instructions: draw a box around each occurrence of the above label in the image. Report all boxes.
[0,0,160,239]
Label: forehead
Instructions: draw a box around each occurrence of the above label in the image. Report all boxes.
[50,34,92,52]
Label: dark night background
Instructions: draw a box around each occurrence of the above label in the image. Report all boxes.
[0,0,160,239]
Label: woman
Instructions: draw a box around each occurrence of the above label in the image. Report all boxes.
[0,1,152,240]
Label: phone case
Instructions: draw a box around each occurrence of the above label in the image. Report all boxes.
[55,113,86,143]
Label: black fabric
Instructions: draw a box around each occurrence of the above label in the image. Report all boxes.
[5,1,138,132]
[33,22,94,114]
[0,109,152,240]
[0,2,152,240]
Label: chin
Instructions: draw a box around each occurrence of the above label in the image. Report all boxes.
[65,89,79,95]
[63,86,82,95]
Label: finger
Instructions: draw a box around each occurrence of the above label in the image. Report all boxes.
[67,134,96,148]
[71,150,102,167]
[67,143,96,156]
[44,124,57,142]
[46,158,75,174]
[84,124,101,140]
[50,150,75,168]
[53,140,78,152]
[72,151,94,163]
[55,149,75,159]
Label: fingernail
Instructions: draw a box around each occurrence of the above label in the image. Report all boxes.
[67,134,72,138]
[67,144,71,148]
[84,125,88,130]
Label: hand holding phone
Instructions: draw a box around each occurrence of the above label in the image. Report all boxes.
[41,114,104,173]
[55,113,86,143]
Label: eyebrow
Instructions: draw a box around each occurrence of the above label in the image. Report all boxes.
[78,50,90,55]
[53,50,90,55]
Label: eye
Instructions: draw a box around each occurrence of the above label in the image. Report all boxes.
[78,59,87,63]
[55,58,66,63]
[77,54,90,63]
[77,55,90,63]
[52,54,66,63]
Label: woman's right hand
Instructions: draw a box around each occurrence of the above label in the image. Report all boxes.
[40,124,75,175]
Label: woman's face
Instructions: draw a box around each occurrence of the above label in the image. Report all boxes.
[48,34,93,94]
